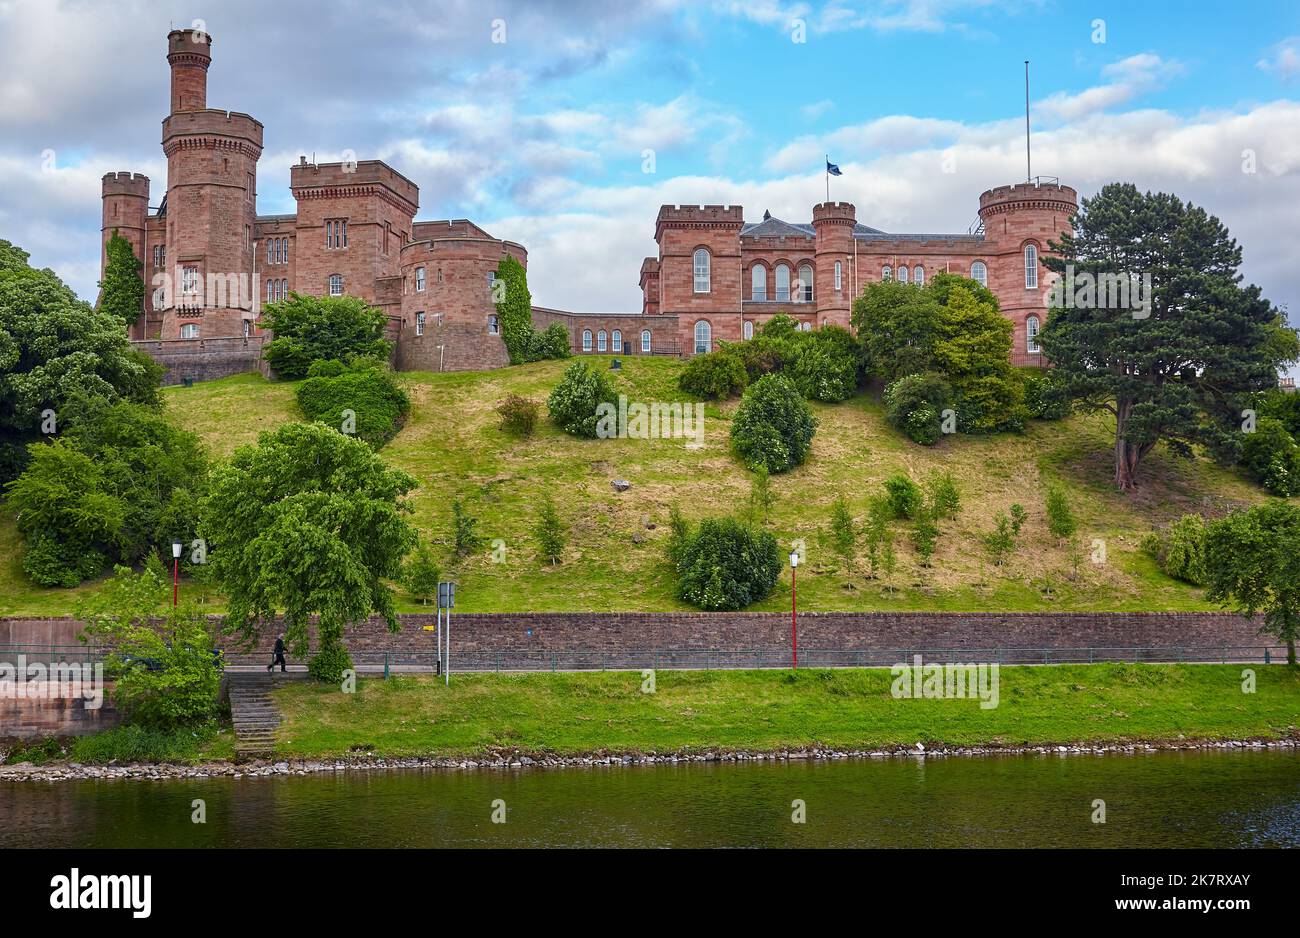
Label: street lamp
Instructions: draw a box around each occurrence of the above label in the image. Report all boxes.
[789,550,799,670]
[171,541,182,608]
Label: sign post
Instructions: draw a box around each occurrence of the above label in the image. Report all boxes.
[437,582,456,685]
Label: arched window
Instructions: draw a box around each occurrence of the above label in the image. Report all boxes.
[612,329,622,353]
[597,329,607,352]
[1026,315,1041,354]
[798,263,814,302]
[751,265,767,302]
[266,280,274,303]
[280,279,287,300]
[641,329,651,353]
[582,329,592,352]
[834,260,842,292]
[897,265,909,284]
[970,261,987,287]
[693,248,711,293]
[882,265,892,281]
[415,267,425,292]
[415,311,426,336]
[328,274,343,296]
[800,322,812,332]
[743,320,754,340]
[775,264,791,302]
[913,265,924,286]
[694,320,711,355]
[180,323,199,340]
[1024,244,1038,289]
[266,240,274,265]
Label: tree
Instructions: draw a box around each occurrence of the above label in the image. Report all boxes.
[925,472,961,520]
[730,373,817,473]
[864,495,894,581]
[77,565,221,728]
[452,499,484,557]
[495,254,534,364]
[747,465,774,524]
[296,359,410,448]
[200,422,418,681]
[260,293,390,379]
[533,495,567,564]
[0,239,162,484]
[673,516,781,611]
[829,495,857,570]
[1204,502,1300,666]
[931,282,1024,432]
[547,360,619,438]
[1045,486,1078,542]
[912,511,939,566]
[97,230,146,327]
[850,280,942,382]
[402,540,441,605]
[1041,183,1299,490]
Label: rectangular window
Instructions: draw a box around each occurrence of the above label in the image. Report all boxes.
[834,261,842,292]
[180,323,199,340]
[415,312,425,336]
[246,173,254,202]
[416,267,425,292]
[326,219,348,249]
[266,241,274,265]
[182,266,199,294]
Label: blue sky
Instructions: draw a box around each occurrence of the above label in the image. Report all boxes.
[1,0,1298,380]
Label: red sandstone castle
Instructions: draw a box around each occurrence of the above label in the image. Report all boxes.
[102,28,1076,380]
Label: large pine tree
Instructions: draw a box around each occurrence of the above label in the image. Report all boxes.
[1041,183,1298,490]
[98,229,146,328]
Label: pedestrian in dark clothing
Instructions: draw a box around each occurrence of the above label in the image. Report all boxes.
[267,633,287,673]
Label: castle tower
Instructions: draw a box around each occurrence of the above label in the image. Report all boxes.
[977,180,1077,366]
[812,201,856,328]
[653,204,744,352]
[160,28,263,340]
[99,172,150,332]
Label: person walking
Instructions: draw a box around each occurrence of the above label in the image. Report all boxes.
[267,633,287,673]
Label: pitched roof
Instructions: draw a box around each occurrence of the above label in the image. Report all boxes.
[740,216,814,238]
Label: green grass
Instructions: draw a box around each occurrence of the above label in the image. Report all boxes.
[2,721,236,765]
[272,665,1300,759]
[0,357,1284,616]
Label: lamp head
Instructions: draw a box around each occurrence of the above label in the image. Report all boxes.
[172,541,183,559]
[789,551,799,568]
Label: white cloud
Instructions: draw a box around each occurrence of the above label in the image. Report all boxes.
[1035,53,1183,122]
[1258,38,1300,80]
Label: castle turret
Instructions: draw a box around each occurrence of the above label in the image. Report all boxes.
[167,28,212,113]
[977,180,1078,366]
[653,204,744,352]
[812,201,855,327]
[100,172,150,327]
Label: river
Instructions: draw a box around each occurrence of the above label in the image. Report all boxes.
[2,749,1297,848]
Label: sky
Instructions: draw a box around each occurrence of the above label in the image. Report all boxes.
[2,0,1299,376]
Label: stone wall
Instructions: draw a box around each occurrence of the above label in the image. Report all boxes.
[0,690,120,739]
[132,336,265,385]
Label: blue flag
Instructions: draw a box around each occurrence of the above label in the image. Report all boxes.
[826,159,842,176]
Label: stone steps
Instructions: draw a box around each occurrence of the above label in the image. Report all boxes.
[227,674,283,760]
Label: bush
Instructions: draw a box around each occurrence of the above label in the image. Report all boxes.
[730,374,817,473]
[883,474,924,520]
[1045,486,1077,540]
[666,504,691,565]
[912,512,939,565]
[402,540,440,605]
[1022,368,1072,420]
[925,472,961,520]
[261,294,390,379]
[536,322,572,360]
[307,632,353,684]
[884,373,952,445]
[496,394,540,437]
[1239,417,1300,497]
[547,360,619,438]
[1142,513,1209,586]
[679,350,748,400]
[452,499,484,557]
[673,516,781,610]
[787,326,862,402]
[296,361,410,448]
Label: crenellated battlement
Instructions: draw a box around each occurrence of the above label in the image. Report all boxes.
[101,172,150,198]
[978,181,1078,220]
[291,158,419,215]
[812,201,857,225]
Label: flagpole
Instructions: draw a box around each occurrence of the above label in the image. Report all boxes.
[825,154,830,203]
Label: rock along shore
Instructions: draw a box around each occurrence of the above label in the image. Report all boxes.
[0,737,1295,783]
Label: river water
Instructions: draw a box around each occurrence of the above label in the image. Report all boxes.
[2,749,1297,848]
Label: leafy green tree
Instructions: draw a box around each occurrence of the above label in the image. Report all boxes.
[77,565,220,728]
[747,465,774,524]
[912,511,939,566]
[673,516,781,610]
[97,230,146,327]
[932,283,1024,432]
[260,293,390,379]
[402,540,441,605]
[296,359,410,448]
[200,422,418,680]
[495,255,534,364]
[829,495,857,570]
[1009,503,1028,537]
[925,471,961,520]
[1045,486,1078,542]
[730,374,817,473]
[1204,502,1300,666]
[0,239,162,484]
[850,280,942,381]
[547,360,619,438]
[864,495,894,581]
[983,513,1016,566]
[666,503,691,565]
[1040,182,1299,490]
[533,495,567,564]
[883,474,923,520]
[452,499,484,557]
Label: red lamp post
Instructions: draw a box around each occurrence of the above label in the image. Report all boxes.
[171,541,182,608]
[789,550,799,669]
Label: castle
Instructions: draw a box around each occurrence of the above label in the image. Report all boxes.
[102,28,1076,382]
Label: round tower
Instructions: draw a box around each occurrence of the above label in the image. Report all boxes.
[100,171,150,273]
[167,28,211,113]
[812,201,856,327]
[976,180,1078,366]
[160,29,263,339]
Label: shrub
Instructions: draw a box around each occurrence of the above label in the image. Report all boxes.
[679,350,748,400]
[925,471,961,520]
[402,540,440,605]
[673,516,781,610]
[883,474,924,520]
[830,495,856,569]
[730,374,817,473]
[884,373,952,445]
[864,496,896,581]
[547,360,619,438]
[666,504,691,565]
[1022,368,1072,420]
[727,335,792,381]
[788,326,862,402]
[983,513,1016,565]
[533,496,566,564]
[536,322,572,360]
[1009,503,1028,536]
[747,465,774,524]
[912,512,939,566]
[452,499,484,557]
[1045,486,1077,541]
[261,294,390,379]
[1239,417,1300,497]
[296,361,410,448]
[307,631,353,684]
[496,394,540,437]
[1143,513,1209,586]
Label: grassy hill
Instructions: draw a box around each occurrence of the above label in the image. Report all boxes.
[0,357,1280,617]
